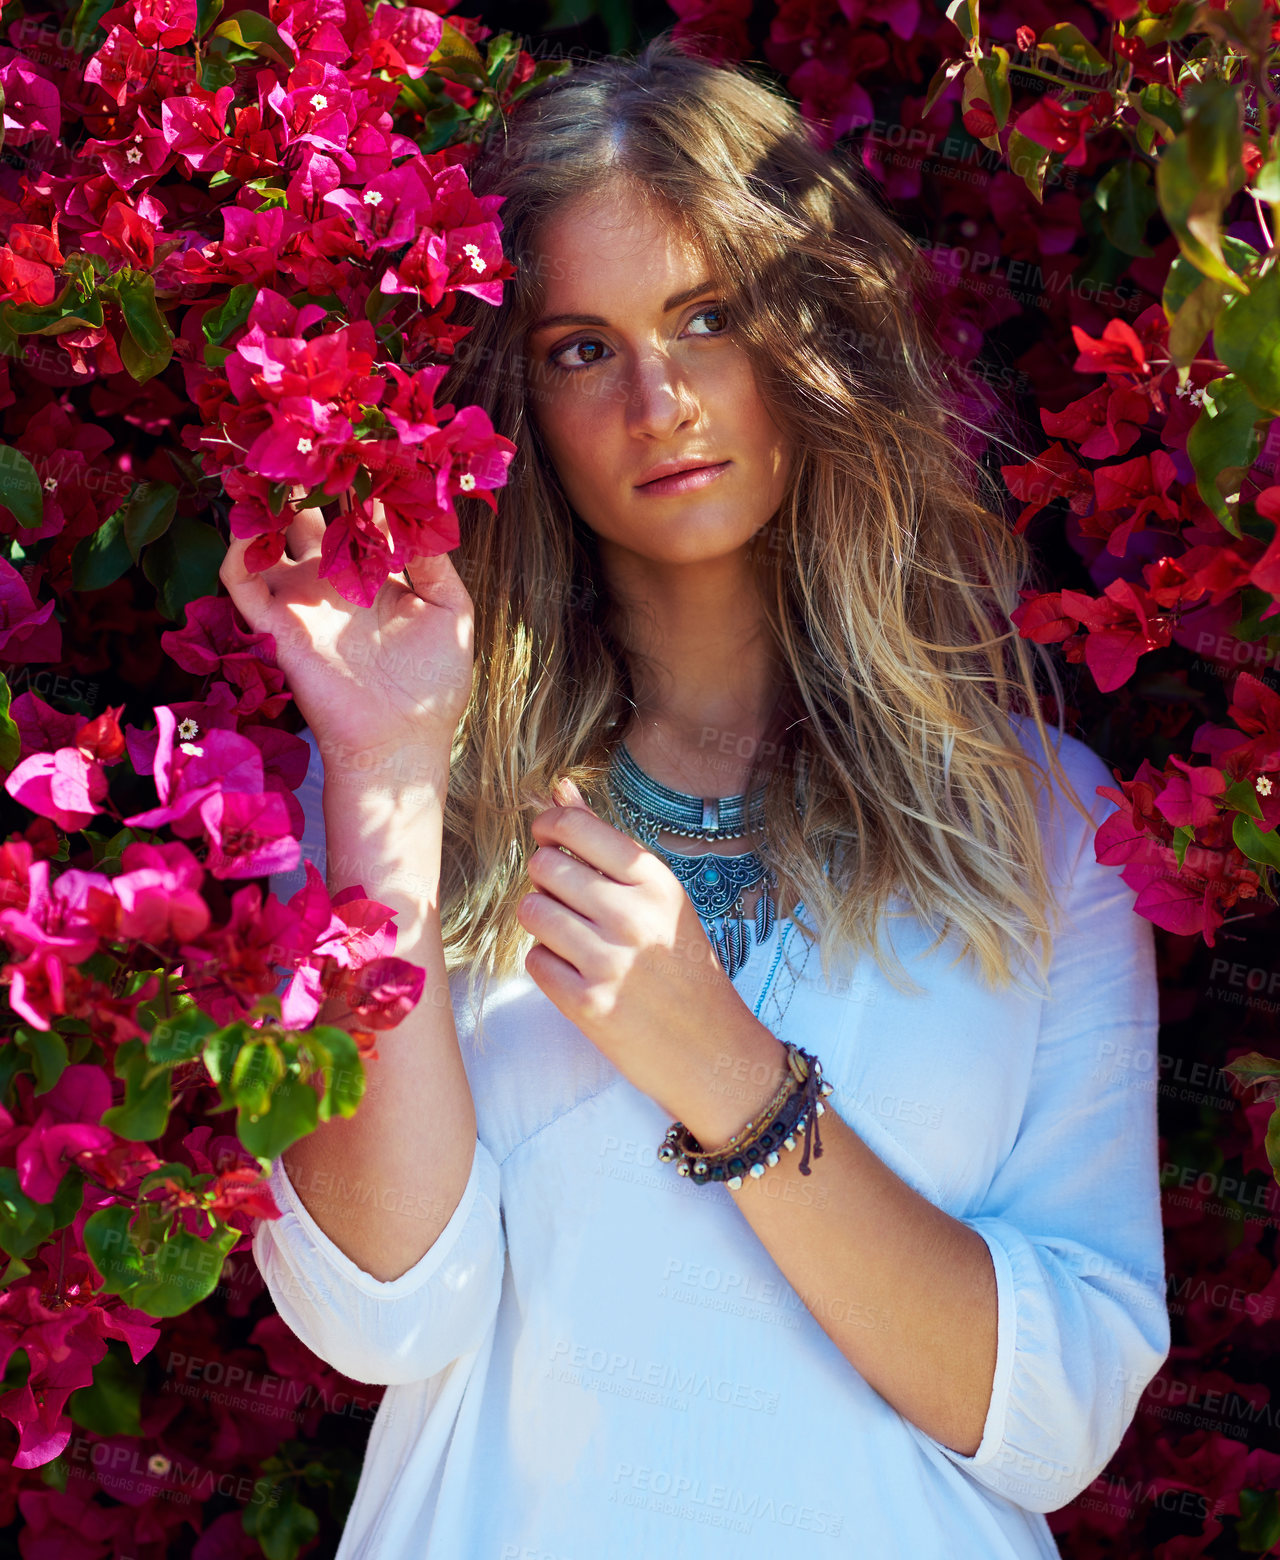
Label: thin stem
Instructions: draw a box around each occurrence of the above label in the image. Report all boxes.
[1008,60,1113,96]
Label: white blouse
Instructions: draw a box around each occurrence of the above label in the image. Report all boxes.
[254,720,1170,1559]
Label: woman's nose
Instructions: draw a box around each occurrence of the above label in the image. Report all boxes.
[623,353,700,440]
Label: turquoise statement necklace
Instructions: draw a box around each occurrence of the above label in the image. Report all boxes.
[606,741,777,979]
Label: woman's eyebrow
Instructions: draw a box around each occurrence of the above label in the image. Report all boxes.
[527,278,718,335]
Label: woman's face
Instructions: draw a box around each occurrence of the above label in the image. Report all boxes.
[524,178,794,568]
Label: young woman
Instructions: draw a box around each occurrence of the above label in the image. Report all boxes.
[229,30,1170,1560]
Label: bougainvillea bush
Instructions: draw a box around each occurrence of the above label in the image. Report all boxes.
[2,0,1280,1554]
[0,0,547,1551]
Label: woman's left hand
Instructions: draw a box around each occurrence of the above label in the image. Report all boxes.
[516,777,785,1132]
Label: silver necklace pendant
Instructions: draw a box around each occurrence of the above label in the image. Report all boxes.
[606,746,779,980]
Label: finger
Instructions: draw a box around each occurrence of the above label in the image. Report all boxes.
[220,534,281,633]
[284,486,325,562]
[517,888,593,970]
[530,799,651,884]
[523,941,589,1008]
[527,843,620,922]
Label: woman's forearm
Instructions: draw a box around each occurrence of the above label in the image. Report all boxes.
[280,746,479,1283]
[674,1016,998,1456]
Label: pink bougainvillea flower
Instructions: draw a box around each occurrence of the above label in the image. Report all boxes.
[0,52,63,146]
[123,706,268,834]
[1040,383,1151,460]
[13,1064,116,1200]
[160,595,291,719]
[1001,442,1093,533]
[362,4,446,78]
[1155,756,1227,829]
[0,557,61,663]
[1071,317,1151,378]
[1083,448,1180,556]
[315,495,397,607]
[4,746,109,830]
[198,789,300,879]
[1013,91,1112,168]
[97,0,198,48]
[1248,485,1280,598]
[112,840,211,942]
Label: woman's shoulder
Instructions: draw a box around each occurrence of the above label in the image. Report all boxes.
[1006,712,1119,880]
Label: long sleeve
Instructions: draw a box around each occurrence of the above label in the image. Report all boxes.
[250,1134,507,1385]
[916,740,1171,1513]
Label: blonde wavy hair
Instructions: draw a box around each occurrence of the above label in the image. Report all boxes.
[432,28,1088,1023]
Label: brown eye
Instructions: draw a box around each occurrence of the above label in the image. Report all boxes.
[688,305,727,335]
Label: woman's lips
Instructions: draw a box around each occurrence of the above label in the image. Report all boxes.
[635,461,731,496]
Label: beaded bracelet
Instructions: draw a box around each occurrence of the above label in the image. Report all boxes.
[657,1044,834,1191]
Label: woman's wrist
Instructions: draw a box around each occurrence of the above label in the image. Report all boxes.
[671,1021,792,1153]
[316,733,453,802]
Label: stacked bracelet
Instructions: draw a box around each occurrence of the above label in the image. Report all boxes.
[658,1044,834,1191]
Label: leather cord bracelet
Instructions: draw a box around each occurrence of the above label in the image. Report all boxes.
[658,1044,834,1191]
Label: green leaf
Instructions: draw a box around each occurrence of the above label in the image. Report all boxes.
[0,443,46,530]
[1,1347,30,1392]
[213,10,295,66]
[68,0,115,51]
[202,282,258,365]
[0,672,21,772]
[196,0,225,37]
[1162,237,1258,320]
[236,1072,320,1163]
[112,272,171,359]
[1171,824,1194,870]
[1186,375,1263,530]
[69,1341,144,1438]
[202,1021,249,1091]
[1037,22,1109,75]
[200,52,238,90]
[141,515,226,621]
[1213,266,1280,417]
[0,1167,55,1261]
[231,1039,286,1117]
[50,1168,85,1230]
[1134,82,1184,150]
[243,1481,321,1560]
[1156,80,1249,292]
[1237,1486,1280,1552]
[71,502,135,592]
[1222,1050,1280,1095]
[945,0,979,44]
[1233,810,1280,869]
[1223,776,1265,819]
[302,1025,365,1119]
[1093,161,1156,257]
[1,1255,32,1290]
[1131,0,1201,45]
[137,1161,199,1198]
[85,1204,239,1316]
[101,1038,174,1141]
[977,47,1011,133]
[14,1027,69,1095]
[922,57,968,122]
[1168,275,1229,376]
[429,18,485,70]
[119,482,179,563]
[148,1005,220,1066]
[1007,129,1051,203]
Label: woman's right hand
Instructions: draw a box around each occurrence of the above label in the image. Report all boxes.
[218,488,475,776]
